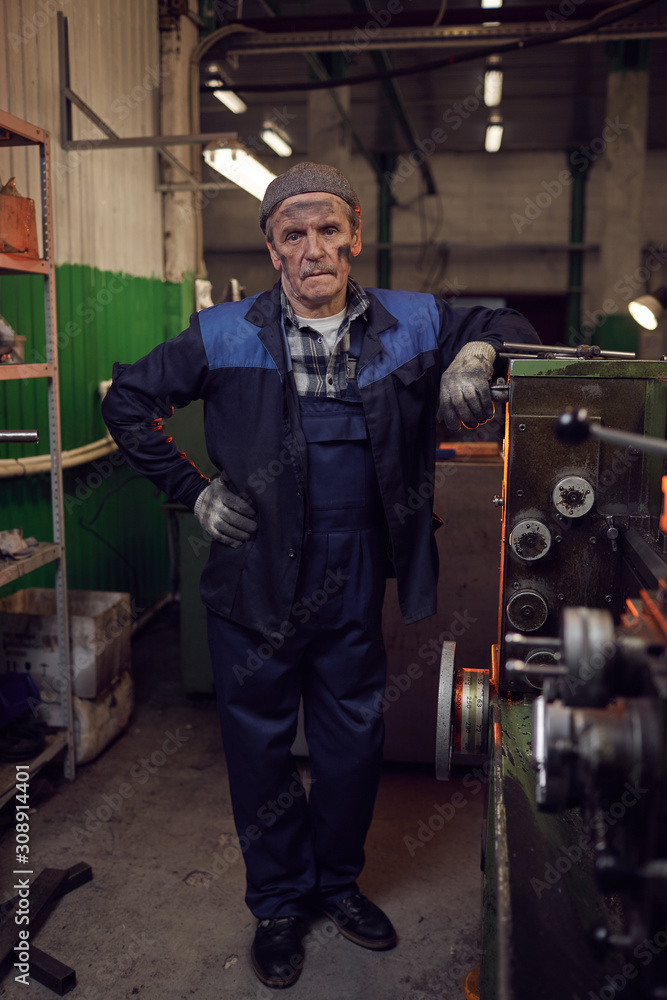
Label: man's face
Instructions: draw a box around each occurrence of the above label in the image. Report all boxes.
[266,192,361,318]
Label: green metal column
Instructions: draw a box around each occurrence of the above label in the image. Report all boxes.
[595,40,650,355]
[566,150,591,345]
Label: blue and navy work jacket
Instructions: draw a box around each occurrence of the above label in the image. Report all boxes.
[101,280,537,638]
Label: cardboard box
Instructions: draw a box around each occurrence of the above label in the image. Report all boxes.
[0,589,131,698]
[36,671,134,764]
[0,193,39,256]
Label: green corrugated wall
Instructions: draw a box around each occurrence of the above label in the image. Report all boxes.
[0,264,194,611]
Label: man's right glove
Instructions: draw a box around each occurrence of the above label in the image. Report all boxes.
[194,476,257,548]
[437,341,496,432]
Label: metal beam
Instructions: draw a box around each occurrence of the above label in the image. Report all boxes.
[57,11,236,194]
[349,0,436,195]
[212,4,640,32]
[218,21,667,56]
[206,241,602,254]
[252,0,382,178]
[62,132,237,150]
[303,52,382,177]
[157,181,235,191]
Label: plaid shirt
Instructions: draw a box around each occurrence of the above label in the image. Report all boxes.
[282,278,370,398]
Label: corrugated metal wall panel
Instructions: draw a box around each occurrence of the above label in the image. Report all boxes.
[0,0,164,278]
[0,265,186,607]
[0,2,195,610]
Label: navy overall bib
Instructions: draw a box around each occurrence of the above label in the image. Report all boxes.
[207,328,389,919]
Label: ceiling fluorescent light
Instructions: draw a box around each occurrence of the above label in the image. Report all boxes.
[213,89,248,115]
[484,69,503,107]
[204,141,277,200]
[485,120,504,153]
[261,127,292,157]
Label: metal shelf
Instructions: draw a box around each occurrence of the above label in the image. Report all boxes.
[0,363,53,381]
[0,543,61,588]
[0,109,43,145]
[0,253,49,274]
[0,107,75,788]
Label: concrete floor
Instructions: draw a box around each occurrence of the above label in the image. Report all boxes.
[0,606,484,1000]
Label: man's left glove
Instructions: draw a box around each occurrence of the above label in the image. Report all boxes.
[194,476,257,548]
[437,341,497,432]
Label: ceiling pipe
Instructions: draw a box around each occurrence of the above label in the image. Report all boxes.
[252,0,382,178]
[213,0,662,89]
[349,0,437,196]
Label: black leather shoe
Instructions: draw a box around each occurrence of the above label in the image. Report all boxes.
[251,917,305,989]
[319,893,397,950]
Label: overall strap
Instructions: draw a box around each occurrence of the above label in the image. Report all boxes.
[345,320,365,402]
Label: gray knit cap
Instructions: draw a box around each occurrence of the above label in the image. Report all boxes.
[259,161,361,233]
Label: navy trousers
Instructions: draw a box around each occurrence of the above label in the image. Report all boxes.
[207,394,388,919]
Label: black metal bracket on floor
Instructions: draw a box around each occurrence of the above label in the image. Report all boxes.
[0,861,93,995]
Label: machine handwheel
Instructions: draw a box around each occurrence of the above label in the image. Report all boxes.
[436,641,490,780]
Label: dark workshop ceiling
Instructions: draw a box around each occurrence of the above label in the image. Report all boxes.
[198,0,667,179]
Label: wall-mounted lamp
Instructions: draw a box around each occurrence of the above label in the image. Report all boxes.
[204,140,277,200]
[628,288,667,330]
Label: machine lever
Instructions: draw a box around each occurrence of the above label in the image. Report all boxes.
[556,409,667,457]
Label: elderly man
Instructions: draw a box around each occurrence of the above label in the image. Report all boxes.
[102,162,537,989]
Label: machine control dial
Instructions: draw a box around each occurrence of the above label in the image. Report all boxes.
[552,475,595,518]
[506,590,548,632]
[509,519,552,561]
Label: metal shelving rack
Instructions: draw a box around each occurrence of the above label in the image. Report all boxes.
[0,108,75,802]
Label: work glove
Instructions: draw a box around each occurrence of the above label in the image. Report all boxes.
[194,476,257,548]
[437,341,497,432]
